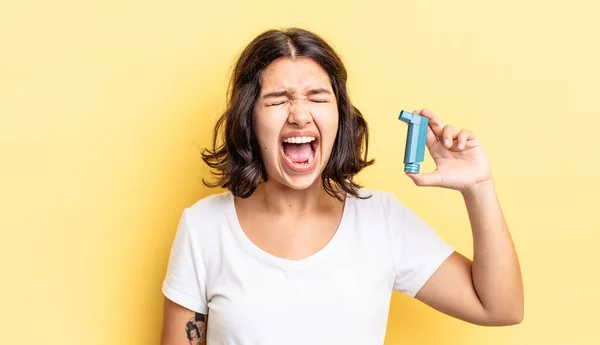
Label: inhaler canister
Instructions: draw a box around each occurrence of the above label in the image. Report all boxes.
[398,110,429,173]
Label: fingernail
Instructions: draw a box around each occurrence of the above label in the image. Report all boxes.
[444,139,451,147]
[459,143,465,149]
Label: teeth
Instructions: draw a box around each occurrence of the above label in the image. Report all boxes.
[282,136,316,144]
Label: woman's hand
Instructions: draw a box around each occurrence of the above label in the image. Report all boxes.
[405,109,493,193]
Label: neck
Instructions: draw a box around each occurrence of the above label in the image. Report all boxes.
[251,180,341,216]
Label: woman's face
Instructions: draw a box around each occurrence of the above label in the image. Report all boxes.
[253,57,339,190]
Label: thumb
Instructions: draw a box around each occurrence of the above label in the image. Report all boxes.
[405,171,441,187]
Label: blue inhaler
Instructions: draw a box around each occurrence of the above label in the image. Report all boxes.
[398,110,429,173]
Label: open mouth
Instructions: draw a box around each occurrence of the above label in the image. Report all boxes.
[281,136,319,170]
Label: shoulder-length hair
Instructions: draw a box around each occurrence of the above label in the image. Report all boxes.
[202,27,374,200]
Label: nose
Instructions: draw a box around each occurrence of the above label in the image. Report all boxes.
[287,98,312,127]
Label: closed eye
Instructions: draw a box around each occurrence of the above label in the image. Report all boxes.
[268,100,288,106]
[267,99,328,106]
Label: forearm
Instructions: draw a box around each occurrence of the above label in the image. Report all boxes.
[462,179,524,323]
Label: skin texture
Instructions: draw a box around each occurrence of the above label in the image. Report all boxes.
[160,58,524,343]
[253,56,339,192]
[407,109,524,325]
[235,57,345,261]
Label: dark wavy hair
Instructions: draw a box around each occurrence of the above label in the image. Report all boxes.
[202,27,374,200]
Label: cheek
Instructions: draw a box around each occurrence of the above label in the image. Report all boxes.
[254,111,285,153]
[312,106,339,144]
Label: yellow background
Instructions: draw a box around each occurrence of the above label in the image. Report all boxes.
[1,0,599,344]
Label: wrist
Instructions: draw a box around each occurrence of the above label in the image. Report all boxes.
[461,178,495,200]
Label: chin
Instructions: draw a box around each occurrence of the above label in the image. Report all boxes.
[280,171,322,191]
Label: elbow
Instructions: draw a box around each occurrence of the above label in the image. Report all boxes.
[486,308,524,326]
[501,311,523,326]
[505,301,525,325]
[509,308,524,325]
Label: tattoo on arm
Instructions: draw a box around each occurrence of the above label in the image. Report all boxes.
[185,312,208,345]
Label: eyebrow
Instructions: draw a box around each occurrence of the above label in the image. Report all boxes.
[261,88,331,99]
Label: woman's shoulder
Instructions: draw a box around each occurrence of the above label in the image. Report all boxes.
[187,190,231,209]
[182,191,232,225]
[350,187,414,216]
[351,187,399,206]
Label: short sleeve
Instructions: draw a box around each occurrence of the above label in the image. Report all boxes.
[388,193,455,298]
[161,209,208,314]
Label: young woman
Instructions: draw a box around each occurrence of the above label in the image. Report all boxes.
[160,28,523,345]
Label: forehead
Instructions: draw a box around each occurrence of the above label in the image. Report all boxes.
[260,57,331,92]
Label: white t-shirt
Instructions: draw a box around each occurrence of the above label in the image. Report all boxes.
[162,189,454,345]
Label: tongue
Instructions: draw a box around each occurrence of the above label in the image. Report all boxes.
[283,143,313,163]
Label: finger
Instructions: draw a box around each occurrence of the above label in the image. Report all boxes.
[412,109,438,145]
[425,125,438,147]
[456,129,476,149]
[419,109,445,139]
[441,125,457,148]
[405,171,441,187]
